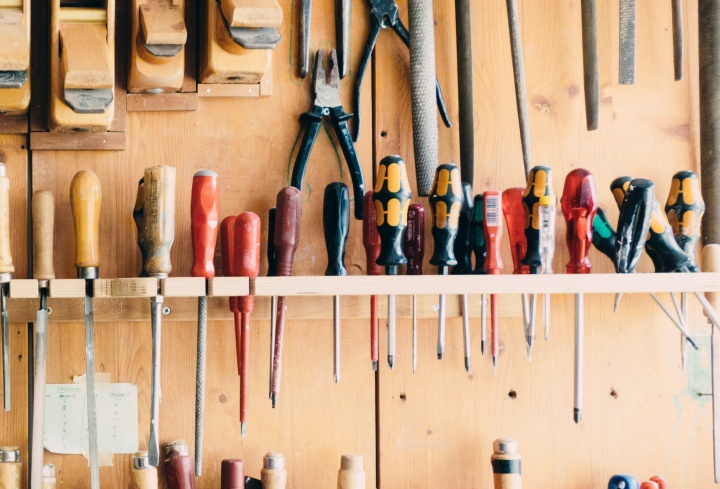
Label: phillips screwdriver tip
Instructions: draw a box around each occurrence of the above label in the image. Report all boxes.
[388,356,394,369]
[465,358,470,372]
[481,341,485,356]
[372,361,378,371]
[492,357,497,371]
[613,293,622,312]
[574,409,582,424]
[241,422,247,437]
[437,353,443,360]
[271,393,277,409]
[334,374,339,384]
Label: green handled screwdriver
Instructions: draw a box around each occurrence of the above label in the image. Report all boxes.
[471,194,488,355]
[451,183,474,370]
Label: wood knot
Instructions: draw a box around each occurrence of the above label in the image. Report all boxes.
[508,390,517,399]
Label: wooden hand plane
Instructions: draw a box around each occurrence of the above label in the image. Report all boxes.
[0,0,30,116]
[200,0,282,87]
[49,0,115,132]
[128,0,187,93]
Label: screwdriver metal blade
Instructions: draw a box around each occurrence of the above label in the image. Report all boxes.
[269,296,277,399]
[149,295,163,468]
[480,294,486,356]
[574,293,584,424]
[84,288,100,488]
[412,294,417,373]
[1,284,8,411]
[334,295,341,383]
[388,294,396,369]
[437,292,446,360]
[31,294,49,489]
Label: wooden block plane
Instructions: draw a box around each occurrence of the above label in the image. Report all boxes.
[128,0,188,93]
[0,0,30,115]
[49,0,115,132]
[199,0,282,95]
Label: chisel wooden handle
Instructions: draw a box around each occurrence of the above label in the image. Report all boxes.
[70,170,102,272]
[141,166,176,277]
[491,439,521,489]
[130,451,157,489]
[32,190,55,281]
[337,454,364,489]
[0,446,21,489]
[0,165,13,277]
[163,441,194,489]
[261,453,286,489]
[133,179,147,276]
[191,170,220,279]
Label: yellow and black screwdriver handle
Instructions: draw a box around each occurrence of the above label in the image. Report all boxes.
[665,171,705,271]
[521,166,553,273]
[611,176,691,273]
[429,164,462,268]
[373,155,412,273]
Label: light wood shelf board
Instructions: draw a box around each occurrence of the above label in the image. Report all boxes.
[160,276,205,296]
[208,277,250,297]
[94,277,158,298]
[9,279,38,299]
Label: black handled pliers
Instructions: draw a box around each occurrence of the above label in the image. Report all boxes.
[352,0,452,141]
[291,49,366,220]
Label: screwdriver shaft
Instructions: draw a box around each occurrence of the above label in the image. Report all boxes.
[491,294,499,369]
[148,295,163,467]
[1,286,8,411]
[544,293,550,341]
[574,292,584,423]
[269,296,276,398]
[481,294,486,355]
[371,295,379,370]
[650,293,698,348]
[437,290,446,360]
[681,292,689,370]
[527,293,536,360]
[462,294,471,371]
[334,295,341,383]
[412,294,417,373]
[240,311,250,436]
[388,294,396,368]
[271,296,289,407]
[84,288,100,489]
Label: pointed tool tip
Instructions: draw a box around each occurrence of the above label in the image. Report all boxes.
[465,358,470,372]
[437,353,443,360]
[334,374,339,384]
[372,361,378,371]
[492,357,497,371]
[481,341,485,356]
[241,422,247,437]
[271,393,277,409]
[574,409,582,424]
[388,356,394,369]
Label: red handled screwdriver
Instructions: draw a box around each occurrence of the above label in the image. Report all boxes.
[220,216,241,401]
[363,192,381,371]
[271,187,303,407]
[482,190,504,370]
[502,188,531,359]
[404,203,425,373]
[560,168,598,423]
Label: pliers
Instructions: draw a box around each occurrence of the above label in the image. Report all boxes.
[352,0,452,141]
[291,49,366,220]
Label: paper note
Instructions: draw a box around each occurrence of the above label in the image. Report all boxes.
[44,383,139,456]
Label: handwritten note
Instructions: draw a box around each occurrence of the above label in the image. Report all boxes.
[44,383,138,456]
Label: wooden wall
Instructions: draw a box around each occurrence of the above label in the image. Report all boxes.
[0,0,716,487]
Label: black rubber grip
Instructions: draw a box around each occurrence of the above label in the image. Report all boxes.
[323,182,350,277]
[451,183,474,275]
[471,194,487,274]
[374,156,412,267]
[491,459,521,475]
[429,164,462,267]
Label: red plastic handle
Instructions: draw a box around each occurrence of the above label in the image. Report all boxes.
[234,212,261,314]
[483,190,504,274]
[560,169,598,274]
[363,191,382,276]
[502,187,529,274]
[220,216,238,313]
[191,170,220,279]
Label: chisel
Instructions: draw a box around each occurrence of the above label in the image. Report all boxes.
[0,164,13,412]
[31,190,54,489]
[133,166,176,467]
[189,170,219,474]
[70,170,102,487]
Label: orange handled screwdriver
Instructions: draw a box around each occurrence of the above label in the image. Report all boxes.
[560,168,598,424]
[482,190,504,370]
[190,170,219,475]
[363,192,382,371]
[501,188,531,359]
[404,203,425,373]
[234,212,261,436]
[271,187,302,407]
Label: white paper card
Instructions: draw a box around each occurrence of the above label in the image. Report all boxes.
[44,383,139,456]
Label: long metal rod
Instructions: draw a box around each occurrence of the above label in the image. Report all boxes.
[388,294,396,368]
[455,0,475,185]
[336,0,350,78]
[84,284,99,489]
[649,293,698,349]
[333,295,341,383]
[31,290,49,489]
[194,295,207,475]
[298,0,312,78]
[480,294,486,355]
[619,0,636,84]
[412,294,417,373]
[462,294,471,371]
[269,296,277,398]
[1,285,8,411]
[672,0,683,80]
[581,0,599,130]
[148,296,163,468]
[681,292,689,369]
[574,293,583,423]
[506,0,532,175]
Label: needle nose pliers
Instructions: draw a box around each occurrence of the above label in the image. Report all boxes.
[291,49,366,220]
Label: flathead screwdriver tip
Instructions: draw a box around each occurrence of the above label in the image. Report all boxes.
[688,337,699,351]
[271,393,277,409]
[241,422,247,437]
[388,356,394,369]
[334,374,339,384]
[465,358,470,372]
[372,361,378,371]
[481,341,485,356]
[574,409,582,424]
[492,356,497,371]
[613,293,621,312]
[437,353,443,360]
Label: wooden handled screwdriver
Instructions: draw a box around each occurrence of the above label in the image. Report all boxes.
[31,190,54,489]
[483,190,504,370]
[134,166,176,467]
[471,194,488,355]
[130,451,157,489]
[324,183,350,383]
[363,192,381,371]
[451,184,474,370]
[560,168,598,424]
[337,455,364,489]
[0,164,13,412]
[234,212,261,434]
[374,156,412,368]
[70,170,102,488]
[271,187,302,407]
[0,447,21,489]
[491,439,521,489]
[429,164,463,362]
[404,204,425,373]
[261,453,286,489]
[190,170,219,475]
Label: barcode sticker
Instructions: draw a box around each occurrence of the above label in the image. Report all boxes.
[485,195,500,226]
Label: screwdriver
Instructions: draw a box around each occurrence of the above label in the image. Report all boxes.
[267,208,278,395]
[0,164,12,411]
[429,163,462,361]
[271,187,302,407]
[482,190,504,370]
[133,167,176,468]
[70,170,102,486]
[560,168,598,424]
[502,188,531,358]
[220,216,242,419]
[374,155,412,369]
[233,212,261,435]
[189,169,219,474]
[404,203,424,373]
[665,171,704,368]
[323,183,350,383]
[471,194,488,355]
[363,192,381,371]
[31,190,54,489]
[591,207,617,260]
[451,183,474,371]
[522,166,556,342]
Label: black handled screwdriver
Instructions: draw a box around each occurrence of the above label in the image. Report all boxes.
[451,183,474,370]
[323,183,351,383]
[471,194,488,355]
[429,164,463,361]
[374,155,412,369]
